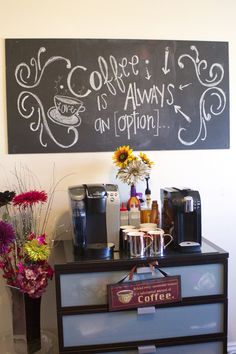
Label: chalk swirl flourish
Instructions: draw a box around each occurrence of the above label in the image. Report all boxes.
[15,48,82,148]
[177,45,226,145]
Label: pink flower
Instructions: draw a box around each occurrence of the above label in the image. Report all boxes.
[16,262,53,298]
[36,234,46,245]
[16,262,25,272]
[13,190,47,208]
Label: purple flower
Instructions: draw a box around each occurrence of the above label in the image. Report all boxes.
[0,221,15,254]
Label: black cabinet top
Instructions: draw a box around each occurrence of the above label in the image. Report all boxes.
[53,238,228,273]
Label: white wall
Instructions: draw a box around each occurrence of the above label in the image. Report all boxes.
[0,0,235,350]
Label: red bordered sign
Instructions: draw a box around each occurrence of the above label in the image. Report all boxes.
[107,275,181,311]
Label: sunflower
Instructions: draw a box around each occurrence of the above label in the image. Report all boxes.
[112,145,133,168]
[139,152,154,168]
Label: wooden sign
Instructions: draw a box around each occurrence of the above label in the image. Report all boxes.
[108,275,181,311]
[5,39,229,154]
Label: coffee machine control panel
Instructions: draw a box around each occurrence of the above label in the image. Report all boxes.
[106,184,120,250]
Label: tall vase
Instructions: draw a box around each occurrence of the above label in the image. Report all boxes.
[10,287,41,354]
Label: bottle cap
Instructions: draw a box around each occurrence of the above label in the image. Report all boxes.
[120,202,128,211]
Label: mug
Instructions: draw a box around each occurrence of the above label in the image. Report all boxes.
[128,231,153,258]
[120,227,139,253]
[119,225,136,252]
[147,229,173,256]
[139,223,157,230]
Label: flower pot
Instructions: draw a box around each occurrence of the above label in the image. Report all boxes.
[10,287,41,354]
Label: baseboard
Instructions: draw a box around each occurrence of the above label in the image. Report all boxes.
[228,342,236,354]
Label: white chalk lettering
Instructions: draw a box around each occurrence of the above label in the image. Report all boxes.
[124,82,174,111]
[94,117,110,133]
[98,56,116,95]
[119,57,130,77]
[166,84,175,105]
[114,109,159,139]
[97,93,108,111]
[110,55,126,93]
[68,65,91,98]
[90,70,103,91]
[68,55,140,98]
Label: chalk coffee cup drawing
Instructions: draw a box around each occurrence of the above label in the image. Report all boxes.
[128,231,153,258]
[54,95,85,116]
[48,95,85,126]
[117,289,134,304]
[147,229,173,256]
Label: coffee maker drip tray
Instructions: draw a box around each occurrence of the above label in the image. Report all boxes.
[74,243,115,259]
[179,241,201,253]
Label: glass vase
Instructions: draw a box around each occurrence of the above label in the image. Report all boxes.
[10,287,41,354]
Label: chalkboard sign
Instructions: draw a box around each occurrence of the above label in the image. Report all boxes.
[5,39,229,154]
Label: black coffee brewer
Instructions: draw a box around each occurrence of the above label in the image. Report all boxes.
[68,184,120,258]
[161,187,202,252]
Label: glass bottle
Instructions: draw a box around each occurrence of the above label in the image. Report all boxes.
[120,202,129,226]
[150,200,160,226]
[127,185,140,211]
[145,177,152,209]
[127,185,140,227]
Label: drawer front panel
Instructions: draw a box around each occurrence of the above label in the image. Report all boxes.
[97,341,224,353]
[59,263,224,307]
[62,303,224,347]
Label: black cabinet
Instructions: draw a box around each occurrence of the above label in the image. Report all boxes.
[54,238,228,353]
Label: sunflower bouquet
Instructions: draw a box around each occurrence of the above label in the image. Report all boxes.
[0,188,53,298]
[112,145,154,186]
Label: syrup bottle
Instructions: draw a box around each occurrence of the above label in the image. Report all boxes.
[145,177,152,209]
[150,200,160,226]
[127,185,140,211]
[127,185,140,227]
[120,202,129,226]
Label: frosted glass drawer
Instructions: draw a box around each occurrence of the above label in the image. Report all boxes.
[59,263,224,307]
[62,303,224,347]
[98,341,223,353]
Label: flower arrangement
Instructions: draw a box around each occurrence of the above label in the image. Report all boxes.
[0,188,53,298]
[112,145,154,186]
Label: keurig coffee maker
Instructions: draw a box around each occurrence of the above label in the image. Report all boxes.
[161,187,201,252]
[69,184,120,258]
